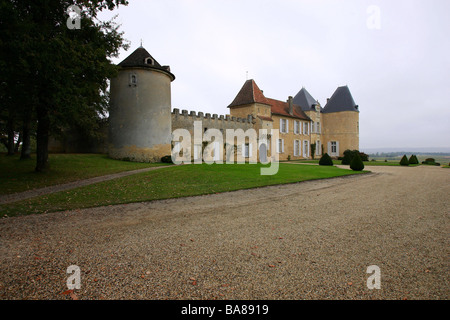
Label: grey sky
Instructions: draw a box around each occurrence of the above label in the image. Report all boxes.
[98,0,450,151]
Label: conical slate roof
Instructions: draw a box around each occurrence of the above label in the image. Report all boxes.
[293,87,319,111]
[322,86,358,113]
[118,46,175,80]
[228,79,271,108]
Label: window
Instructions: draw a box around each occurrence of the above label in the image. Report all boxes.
[277,139,284,153]
[280,119,288,133]
[316,140,321,155]
[294,120,300,134]
[144,57,154,65]
[303,140,309,157]
[303,122,309,135]
[317,122,320,134]
[129,73,137,86]
[331,141,337,153]
[244,143,252,158]
[294,140,300,156]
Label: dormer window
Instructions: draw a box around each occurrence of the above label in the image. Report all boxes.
[129,73,137,87]
[144,57,154,65]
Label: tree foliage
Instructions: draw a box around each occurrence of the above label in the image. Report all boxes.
[400,155,409,166]
[0,0,129,171]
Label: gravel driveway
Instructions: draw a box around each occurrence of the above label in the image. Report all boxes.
[0,165,448,300]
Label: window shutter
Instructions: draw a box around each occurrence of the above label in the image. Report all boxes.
[279,119,283,133]
[336,141,340,156]
[276,139,280,153]
[282,139,285,153]
[286,120,289,133]
[328,142,331,154]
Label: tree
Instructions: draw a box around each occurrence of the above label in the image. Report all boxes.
[400,155,409,166]
[319,153,333,166]
[0,0,129,171]
[310,143,316,160]
[409,154,418,165]
[350,152,364,171]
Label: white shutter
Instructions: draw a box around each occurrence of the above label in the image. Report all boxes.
[336,141,340,157]
[279,119,283,133]
[286,120,289,133]
[282,139,285,153]
[276,139,280,153]
[328,142,331,155]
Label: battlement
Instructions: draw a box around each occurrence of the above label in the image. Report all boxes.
[172,108,254,124]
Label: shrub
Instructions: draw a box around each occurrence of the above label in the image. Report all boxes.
[161,155,173,163]
[359,152,369,162]
[409,154,419,164]
[425,158,435,162]
[400,155,409,166]
[341,149,369,165]
[350,152,364,171]
[319,153,333,166]
[341,150,353,165]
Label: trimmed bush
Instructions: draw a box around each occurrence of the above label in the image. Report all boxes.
[409,154,419,164]
[341,149,369,165]
[400,155,409,166]
[319,153,333,166]
[341,150,353,165]
[422,159,440,166]
[161,155,173,164]
[350,152,364,171]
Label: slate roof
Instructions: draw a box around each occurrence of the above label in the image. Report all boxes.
[322,86,358,113]
[118,47,175,80]
[227,79,271,108]
[293,87,319,111]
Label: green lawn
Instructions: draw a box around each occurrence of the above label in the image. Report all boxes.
[0,163,367,217]
[0,153,169,195]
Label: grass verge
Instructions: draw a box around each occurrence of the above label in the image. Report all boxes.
[0,153,169,195]
[0,163,367,217]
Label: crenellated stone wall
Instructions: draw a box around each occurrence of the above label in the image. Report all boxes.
[171,108,254,135]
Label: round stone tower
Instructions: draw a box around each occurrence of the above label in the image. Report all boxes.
[108,46,175,162]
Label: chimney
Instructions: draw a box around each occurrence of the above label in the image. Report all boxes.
[288,96,293,116]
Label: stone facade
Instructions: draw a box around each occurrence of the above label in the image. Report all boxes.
[49,47,359,162]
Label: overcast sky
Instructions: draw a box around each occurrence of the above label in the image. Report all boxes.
[98,0,450,151]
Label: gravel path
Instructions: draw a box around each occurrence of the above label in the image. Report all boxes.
[0,165,448,300]
[0,165,172,205]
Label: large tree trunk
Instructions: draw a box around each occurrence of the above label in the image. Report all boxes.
[35,105,49,172]
[6,117,15,156]
[14,132,22,153]
[20,117,31,160]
